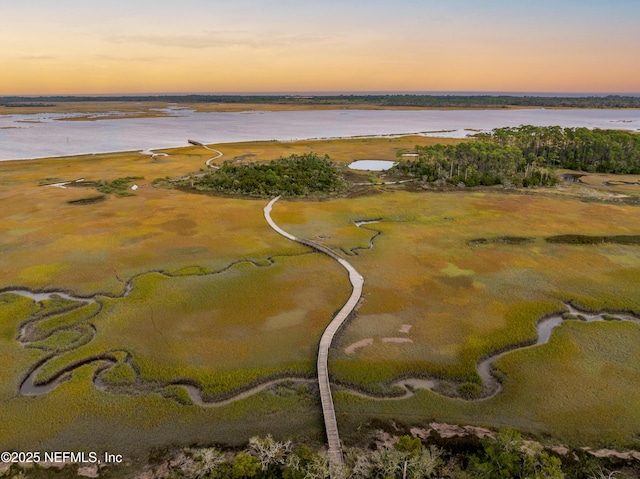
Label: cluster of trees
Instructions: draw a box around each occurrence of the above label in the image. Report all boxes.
[477,126,640,174]
[393,125,640,187]
[190,153,348,197]
[3,95,640,109]
[392,141,556,187]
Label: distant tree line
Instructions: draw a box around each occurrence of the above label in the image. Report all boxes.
[2,94,640,109]
[0,102,56,107]
[478,125,640,174]
[392,126,640,187]
[188,153,348,197]
[376,94,640,109]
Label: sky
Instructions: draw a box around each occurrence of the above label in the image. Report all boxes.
[2,0,639,95]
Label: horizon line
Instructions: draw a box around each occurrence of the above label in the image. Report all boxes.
[3,90,640,98]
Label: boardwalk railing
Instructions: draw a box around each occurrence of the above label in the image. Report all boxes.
[264,197,364,472]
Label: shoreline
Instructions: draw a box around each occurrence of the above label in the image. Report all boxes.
[2,107,640,162]
[0,132,459,163]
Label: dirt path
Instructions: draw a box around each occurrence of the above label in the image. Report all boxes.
[264,197,364,470]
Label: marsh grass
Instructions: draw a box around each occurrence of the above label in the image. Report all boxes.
[0,294,39,340]
[1,366,323,456]
[3,138,640,452]
[36,296,84,316]
[0,295,44,398]
[100,361,137,386]
[161,384,194,405]
[31,302,100,340]
[0,185,307,295]
[274,191,640,445]
[27,328,90,352]
[16,252,345,397]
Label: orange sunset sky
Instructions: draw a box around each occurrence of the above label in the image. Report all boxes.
[2,0,639,95]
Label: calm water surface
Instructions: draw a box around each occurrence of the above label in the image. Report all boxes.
[2,108,640,161]
[349,160,396,171]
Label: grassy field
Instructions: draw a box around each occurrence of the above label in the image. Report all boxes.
[25,252,348,396]
[1,136,640,456]
[0,135,459,296]
[2,290,326,455]
[335,320,640,448]
[272,190,640,446]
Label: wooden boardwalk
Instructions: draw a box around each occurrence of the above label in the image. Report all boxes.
[264,197,364,471]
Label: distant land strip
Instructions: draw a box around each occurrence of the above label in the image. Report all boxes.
[2,94,640,109]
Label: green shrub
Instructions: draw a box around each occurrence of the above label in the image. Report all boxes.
[96,176,143,195]
[189,153,349,197]
[469,429,564,479]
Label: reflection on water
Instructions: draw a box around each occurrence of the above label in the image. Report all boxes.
[6,289,95,303]
[2,108,640,161]
[348,160,396,171]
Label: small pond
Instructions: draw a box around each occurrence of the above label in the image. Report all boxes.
[348,160,396,171]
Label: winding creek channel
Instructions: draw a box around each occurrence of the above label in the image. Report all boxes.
[4,199,640,469]
[14,287,640,402]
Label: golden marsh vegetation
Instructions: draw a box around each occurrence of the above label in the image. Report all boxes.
[1,135,640,455]
[271,192,640,445]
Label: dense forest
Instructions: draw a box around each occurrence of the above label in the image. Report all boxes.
[188,153,348,197]
[392,142,557,187]
[2,94,640,109]
[478,126,640,173]
[392,126,640,187]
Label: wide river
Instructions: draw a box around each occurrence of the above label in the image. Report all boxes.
[1,107,640,161]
